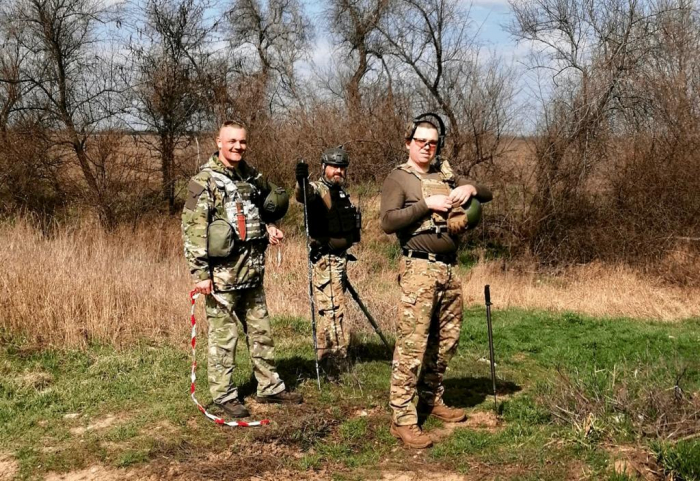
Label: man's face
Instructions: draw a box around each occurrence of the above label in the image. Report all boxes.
[217,126,247,167]
[324,164,347,185]
[406,125,439,166]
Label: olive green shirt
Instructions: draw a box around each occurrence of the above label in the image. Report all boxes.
[380,164,492,254]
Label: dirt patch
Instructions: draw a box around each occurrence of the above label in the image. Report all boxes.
[145,420,179,441]
[607,445,665,480]
[69,414,121,435]
[143,440,307,480]
[428,411,502,443]
[380,471,470,480]
[44,465,156,481]
[565,460,589,480]
[0,455,18,481]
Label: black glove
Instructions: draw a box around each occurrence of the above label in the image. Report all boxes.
[295,161,309,182]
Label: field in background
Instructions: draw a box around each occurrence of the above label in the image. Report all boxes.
[2,200,700,480]
[2,203,700,348]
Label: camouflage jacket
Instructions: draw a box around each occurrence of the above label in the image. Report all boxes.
[182,153,275,291]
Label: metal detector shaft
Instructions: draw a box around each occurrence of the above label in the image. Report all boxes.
[485,285,497,411]
[300,163,321,390]
[344,277,393,356]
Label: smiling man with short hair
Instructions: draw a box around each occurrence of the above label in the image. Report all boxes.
[182,120,302,419]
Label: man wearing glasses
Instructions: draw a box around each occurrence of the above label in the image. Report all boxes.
[380,115,492,448]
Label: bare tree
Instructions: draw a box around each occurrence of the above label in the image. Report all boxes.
[5,0,123,227]
[0,22,26,136]
[378,0,513,174]
[324,0,391,114]
[510,0,700,264]
[127,0,212,213]
[225,0,312,118]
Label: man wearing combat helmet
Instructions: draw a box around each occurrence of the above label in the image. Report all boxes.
[182,120,302,419]
[295,147,361,378]
[380,114,492,448]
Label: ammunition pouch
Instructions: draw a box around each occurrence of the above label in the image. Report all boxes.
[207,218,236,258]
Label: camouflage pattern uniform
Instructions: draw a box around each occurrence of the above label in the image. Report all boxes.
[182,153,285,403]
[312,251,349,360]
[380,160,492,426]
[392,256,462,425]
[295,178,359,365]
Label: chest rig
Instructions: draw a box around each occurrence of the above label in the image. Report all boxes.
[397,160,457,236]
[309,181,361,244]
[205,169,266,242]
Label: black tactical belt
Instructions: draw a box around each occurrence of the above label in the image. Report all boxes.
[310,246,348,262]
[402,248,457,265]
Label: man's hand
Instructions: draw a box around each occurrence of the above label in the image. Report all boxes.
[295,162,309,182]
[448,185,477,207]
[267,224,284,245]
[425,194,453,213]
[195,279,213,295]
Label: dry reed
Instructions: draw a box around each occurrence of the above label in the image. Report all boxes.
[1,214,699,349]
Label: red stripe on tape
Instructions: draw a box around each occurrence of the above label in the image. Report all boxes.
[188,291,272,429]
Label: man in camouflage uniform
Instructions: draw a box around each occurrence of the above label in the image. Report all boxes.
[294,148,361,378]
[380,114,492,448]
[182,120,302,418]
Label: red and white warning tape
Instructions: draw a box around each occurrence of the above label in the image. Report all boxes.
[189,290,270,427]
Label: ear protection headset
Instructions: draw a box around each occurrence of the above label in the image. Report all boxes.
[408,112,447,159]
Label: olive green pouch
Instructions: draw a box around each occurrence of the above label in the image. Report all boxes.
[207,218,236,258]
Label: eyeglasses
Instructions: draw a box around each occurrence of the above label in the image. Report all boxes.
[412,138,439,149]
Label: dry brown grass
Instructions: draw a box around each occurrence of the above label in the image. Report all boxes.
[2,210,699,348]
[463,261,700,321]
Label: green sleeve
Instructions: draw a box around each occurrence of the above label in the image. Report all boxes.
[181,178,212,282]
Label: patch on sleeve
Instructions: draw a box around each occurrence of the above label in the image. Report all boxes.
[185,179,206,211]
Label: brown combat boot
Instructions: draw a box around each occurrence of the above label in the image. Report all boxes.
[216,399,250,418]
[390,423,433,449]
[419,401,466,423]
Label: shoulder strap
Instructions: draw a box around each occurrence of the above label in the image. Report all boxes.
[395,163,423,181]
[203,168,240,200]
[311,181,332,210]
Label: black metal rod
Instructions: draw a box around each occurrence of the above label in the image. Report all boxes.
[485,285,497,411]
[345,277,393,356]
[300,163,321,390]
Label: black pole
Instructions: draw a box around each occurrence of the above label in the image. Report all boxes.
[485,285,497,411]
[300,162,321,390]
[345,276,393,356]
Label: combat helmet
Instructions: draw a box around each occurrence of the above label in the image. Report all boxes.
[262,185,289,222]
[464,198,482,229]
[321,147,349,167]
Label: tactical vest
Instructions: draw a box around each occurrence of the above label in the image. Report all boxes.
[397,160,457,236]
[205,169,267,242]
[309,182,361,244]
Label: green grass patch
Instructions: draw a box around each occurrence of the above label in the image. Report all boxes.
[1,309,698,479]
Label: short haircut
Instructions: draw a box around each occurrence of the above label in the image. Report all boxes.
[404,120,438,141]
[219,120,247,131]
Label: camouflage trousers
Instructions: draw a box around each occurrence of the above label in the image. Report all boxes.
[390,256,463,425]
[311,252,349,361]
[205,284,285,404]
